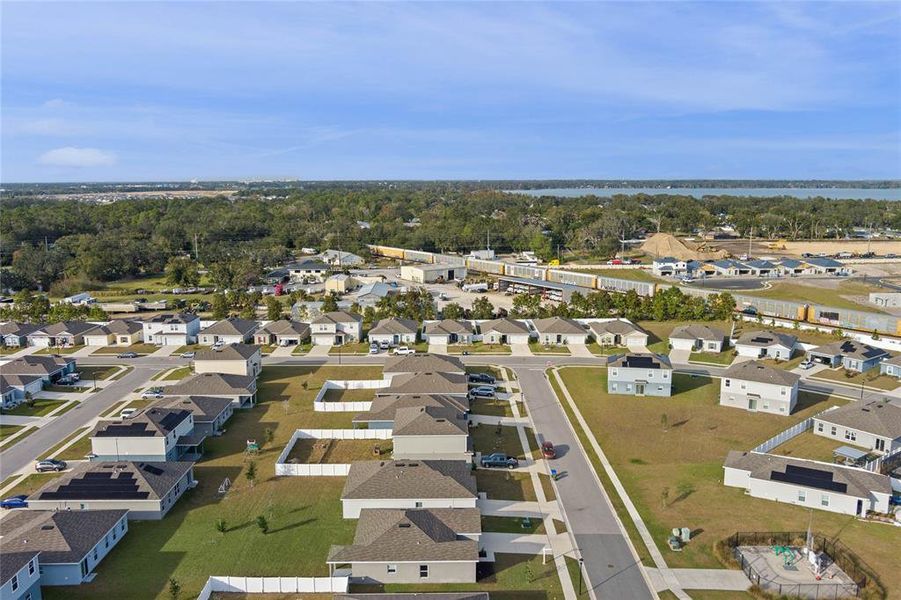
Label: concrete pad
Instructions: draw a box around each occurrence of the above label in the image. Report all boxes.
[568,343,594,358]
[481,532,549,555]
[269,345,295,358]
[730,354,754,365]
[477,498,561,519]
[428,343,448,355]
[626,342,650,353]
[308,344,333,357]
[149,345,178,357]
[511,343,533,357]
[71,346,98,357]
[672,568,751,591]
[668,348,691,364]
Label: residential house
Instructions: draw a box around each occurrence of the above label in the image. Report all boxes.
[392,405,471,461]
[320,249,365,267]
[720,360,800,415]
[149,396,234,437]
[89,406,196,462]
[880,354,901,378]
[2,356,76,385]
[163,372,257,408]
[328,508,479,584]
[350,282,400,309]
[27,461,195,520]
[26,322,100,348]
[0,510,128,588]
[745,259,779,277]
[805,257,848,275]
[422,320,475,345]
[193,344,261,377]
[198,317,258,345]
[83,320,143,347]
[807,340,890,373]
[669,324,727,352]
[310,311,364,345]
[812,400,901,454]
[479,318,531,345]
[0,322,38,348]
[253,320,310,347]
[734,330,797,360]
[0,375,45,409]
[383,354,465,378]
[651,257,700,278]
[607,353,673,397]
[723,451,892,517]
[142,314,201,346]
[400,264,466,284]
[531,317,588,345]
[353,394,469,430]
[340,460,478,518]
[287,259,331,282]
[777,258,808,276]
[380,372,469,398]
[588,319,649,347]
[368,318,419,346]
[0,549,40,600]
[709,259,746,277]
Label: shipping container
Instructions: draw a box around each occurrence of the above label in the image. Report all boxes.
[504,263,548,280]
[403,250,435,264]
[547,269,597,289]
[596,277,655,297]
[465,258,507,275]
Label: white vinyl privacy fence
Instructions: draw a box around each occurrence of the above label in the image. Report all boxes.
[197,576,349,599]
[752,406,839,454]
[275,428,392,476]
[313,379,386,412]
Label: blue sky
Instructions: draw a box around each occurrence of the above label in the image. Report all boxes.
[2,1,899,182]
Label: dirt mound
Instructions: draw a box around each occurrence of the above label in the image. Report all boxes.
[640,233,729,261]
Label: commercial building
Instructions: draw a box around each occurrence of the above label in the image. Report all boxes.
[400,264,466,284]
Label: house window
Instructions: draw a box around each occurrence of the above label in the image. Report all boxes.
[821,495,829,507]
[817,423,824,432]
[626,384,632,391]
[415,501,423,508]
[780,388,786,395]
[28,559,35,575]
[611,369,618,377]
[724,379,730,387]
[11,575,18,591]
[763,402,769,410]
[663,372,669,379]
[419,565,429,578]
[798,490,806,502]
[845,430,857,442]
[647,371,654,379]
[611,383,617,391]
[93,548,98,561]
[831,426,837,436]
[387,564,397,574]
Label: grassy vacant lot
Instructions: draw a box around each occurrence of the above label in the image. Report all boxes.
[742,280,883,312]
[476,470,537,502]
[587,343,626,356]
[810,367,900,391]
[77,365,121,381]
[93,343,160,355]
[688,350,735,365]
[759,355,806,371]
[43,365,382,600]
[374,553,566,600]
[287,438,388,463]
[472,424,539,460]
[637,320,734,355]
[2,398,68,417]
[481,515,546,534]
[449,343,512,355]
[470,398,514,417]
[38,426,90,459]
[556,367,900,592]
[55,433,95,460]
[772,431,848,463]
[35,345,84,355]
[528,343,571,355]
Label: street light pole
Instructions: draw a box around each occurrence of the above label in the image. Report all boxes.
[578,557,584,596]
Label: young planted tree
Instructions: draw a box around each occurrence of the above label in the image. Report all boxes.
[245,460,257,488]
[256,515,269,534]
[215,518,227,535]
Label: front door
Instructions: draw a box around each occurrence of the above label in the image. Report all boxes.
[856,499,864,516]
[635,383,645,396]
[748,397,758,411]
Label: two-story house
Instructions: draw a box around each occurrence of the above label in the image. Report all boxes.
[606,353,673,397]
[89,407,196,462]
[142,314,201,346]
[719,360,800,415]
[812,400,901,454]
[197,317,258,345]
[193,344,261,377]
[310,311,363,345]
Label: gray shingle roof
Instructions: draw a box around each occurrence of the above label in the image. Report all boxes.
[480,318,530,335]
[0,510,126,566]
[328,508,479,563]
[382,354,465,375]
[607,352,672,369]
[257,319,310,337]
[815,400,901,439]
[200,317,258,336]
[150,395,233,423]
[103,320,143,335]
[91,407,191,438]
[392,405,469,436]
[722,360,801,387]
[809,340,890,362]
[724,451,891,497]
[163,373,256,397]
[424,320,474,336]
[369,318,419,336]
[342,460,477,500]
[32,461,193,501]
[194,343,260,361]
[588,319,647,337]
[736,330,797,349]
[355,394,470,424]
[32,321,101,337]
[311,311,362,325]
[670,324,726,342]
[144,313,198,325]
[0,550,39,584]
[532,317,585,335]
[2,355,74,376]
[0,322,39,337]
[383,372,469,396]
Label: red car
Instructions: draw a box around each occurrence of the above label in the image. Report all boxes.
[541,441,556,459]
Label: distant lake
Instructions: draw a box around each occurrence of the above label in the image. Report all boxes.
[510,187,901,201]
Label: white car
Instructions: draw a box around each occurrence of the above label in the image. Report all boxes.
[800,359,814,370]
[119,408,137,419]
[393,346,415,356]
[369,343,380,354]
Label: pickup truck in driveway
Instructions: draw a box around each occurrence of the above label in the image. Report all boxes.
[480,453,519,469]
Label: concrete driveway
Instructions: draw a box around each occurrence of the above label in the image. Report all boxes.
[307,344,332,357]
[428,343,448,355]
[668,348,691,364]
[567,343,594,358]
[511,343,533,357]
[149,345,178,357]
[269,345,295,358]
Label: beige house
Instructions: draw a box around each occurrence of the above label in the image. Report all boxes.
[532,317,588,345]
[83,320,144,347]
[325,274,357,294]
[193,344,262,377]
[27,321,101,347]
[328,508,479,584]
[479,318,531,345]
[368,318,419,346]
[198,317,258,345]
[164,372,258,408]
[353,393,470,430]
[588,320,649,347]
[422,320,475,345]
[392,405,471,461]
[340,460,478,518]
[310,311,364,345]
[669,324,727,352]
[253,320,310,346]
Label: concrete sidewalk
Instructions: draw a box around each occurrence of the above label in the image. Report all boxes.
[645,568,750,592]
[477,498,562,520]
[269,345,295,358]
[149,345,178,357]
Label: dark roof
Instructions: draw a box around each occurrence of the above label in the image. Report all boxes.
[480,318,530,335]
[815,400,901,439]
[328,508,479,563]
[588,319,647,337]
[0,373,43,392]
[311,310,363,325]
[32,461,193,501]
[163,373,256,396]
[369,318,419,336]
[424,320,474,336]
[91,407,191,438]
[532,317,585,335]
[722,360,801,387]
[607,352,672,369]
[342,460,477,500]
[0,322,39,337]
[382,372,469,396]
[2,355,74,376]
[0,510,126,566]
[200,317,258,336]
[382,354,465,375]
[31,321,100,337]
[103,320,143,335]
[143,313,198,325]
[355,394,470,424]
[0,550,39,584]
[257,319,310,337]
[809,340,890,362]
[194,343,260,361]
[150,395,233,422]
[393,405,469,436]
[736,330,797,349]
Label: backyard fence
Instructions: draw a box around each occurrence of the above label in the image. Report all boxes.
[196,576,349,599]
[275,428,392,477]
[752,406,839,454]
[312,378,386,412]
[861,445,901,474]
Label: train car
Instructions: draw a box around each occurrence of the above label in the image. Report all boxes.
[433,254,467,266]
[368,245,405,260]
[465,258,506,275]
[546,269,597,289]
[403,249,435,264]
[595,276,655,297]
[504,263,548,280]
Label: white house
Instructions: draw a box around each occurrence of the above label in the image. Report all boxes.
[812,400,901,454]
[26,321,100,348]
[198,317,258,345]
[391,405,471,461]
[734,330,797,360]
[607,353,673,397]
[0,322,38,348]
[287,259,331,282]
[89,407,196,462]
[193,344,262,377]
[340,460,478,518]
[253,320,310,346]
[368,318,419,346]
[310,311,363,345]
[422,320,475,345]
[719,360,800,415]
[400,264,466,284]
[588,319,648,348]
[669,324,727,353]
[320,249,364,267]
[142,313,201,346]
[651,257,700,278]
[479,318,531,345]
[531,317,588,345]
[723,451,892,517]
[83,320,144,347]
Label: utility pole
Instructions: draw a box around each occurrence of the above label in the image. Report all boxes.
[748,226,753,258]
[193,233,199,262]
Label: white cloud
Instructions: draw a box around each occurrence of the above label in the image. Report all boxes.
[38,146,116,167]
[42,98,70,109]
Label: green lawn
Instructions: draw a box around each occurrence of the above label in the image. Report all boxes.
[92,343,160,355]
[742,280,884,312]
[162,366,193,381]
[328,342,372,355]
[291,342,313,355]
[554,367,900,592]
[35,345,85,355]
[77,365,121,381]
[470,398,514,418]
[771,431,851,463]
[42,364,383,600]
[528,342,571,355]
[472,424,539,460]
[448,343,512,355]
[481,515,546,535]
[759,355,806,371]
[55,433,96,460]
[809,368,900,391]
[0,346,23,355]
[1,398,68,417]
[110,366,134,380]
[3,472,66,498]
[1,423,25,442]
[638,320,734,355]
[475,470,536,501]
[173,344,205,355]
[38,427,90,459]
[44,384,91,393]
[587,343,626,356]
[688,350,735,366]
[0,424,36,449]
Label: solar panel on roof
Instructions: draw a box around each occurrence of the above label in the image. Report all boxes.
[141,464,164,476]
[771,464,847,493]
[622,356,660,369]
[95,422,157,437]
[38,469,150,500]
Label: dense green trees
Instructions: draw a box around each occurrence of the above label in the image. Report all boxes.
[165,256,201,287]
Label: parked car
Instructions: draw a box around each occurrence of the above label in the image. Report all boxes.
[886,253,897,259]
[480,453,519,469]
[541,441,556,459]
[141,388,163,399]
[181,351,195,358]
[379,340,391,350]
[0,495,28,510]
[119,408,138,419]
[606,258,623,265]
[469,386,496,399]
[369,343,380,354]
[35,459,67,473]
[57,374,80,385]
[393,346,415,356]
[800,358,814,370]
[468,372,496,385]
[117,352,138,358]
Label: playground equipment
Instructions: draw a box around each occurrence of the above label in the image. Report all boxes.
[245,439,260,454]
